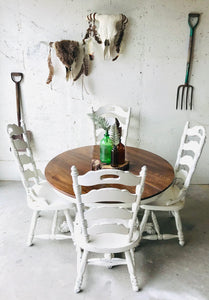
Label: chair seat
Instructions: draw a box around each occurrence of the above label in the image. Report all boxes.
[29,181,74,211]
[140,185,185,211]
[74,223,140,254]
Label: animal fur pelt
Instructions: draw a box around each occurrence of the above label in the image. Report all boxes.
[73,53,89,81]
[46,40,80,84]
[46,42,54,84]
[55,40,79,77]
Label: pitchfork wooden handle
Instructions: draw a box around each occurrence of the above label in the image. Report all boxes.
[11,73,23,127]
[185,13,200,85]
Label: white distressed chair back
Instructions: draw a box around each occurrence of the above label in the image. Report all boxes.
[92,105,131,145]
[71,166,146,243]
[7,124,75,246]
[7,124,42,192]
[174,121,206,191]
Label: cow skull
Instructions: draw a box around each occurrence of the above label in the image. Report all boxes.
[84,13,128,60]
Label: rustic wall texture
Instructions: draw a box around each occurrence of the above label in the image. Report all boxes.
[0,0,208,182]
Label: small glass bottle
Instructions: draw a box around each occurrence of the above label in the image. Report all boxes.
[100,130,113,164]
[117,138,125,165]
[111,145,118,167]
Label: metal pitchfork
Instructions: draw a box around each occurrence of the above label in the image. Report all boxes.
[176,13,200,110]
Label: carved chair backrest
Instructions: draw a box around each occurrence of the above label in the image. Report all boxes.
[174,121,206,191]
[7,124,41,192]
[71,166,146,244]
[92,105,131,145]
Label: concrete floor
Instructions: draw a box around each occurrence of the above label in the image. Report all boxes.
[0,181,209,300]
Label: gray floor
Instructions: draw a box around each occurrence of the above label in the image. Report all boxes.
[0,181,209,300]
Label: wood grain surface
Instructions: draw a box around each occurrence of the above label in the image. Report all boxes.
[45,146,174,201]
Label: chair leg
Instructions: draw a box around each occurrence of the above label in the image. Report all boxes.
[173,211,185,246]
[168,211,173,218]
[74,249,88,293]
[63,209,74,239]
[27,210,39,246]
[139,209,150,239]
[130,249,135,266]
[151,211,162,240]
[125,250,139,292]
[104,253,114,269]
[76,245,82,272]
[51,210,58,237]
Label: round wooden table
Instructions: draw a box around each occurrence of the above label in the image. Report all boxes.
[45,145,174,203]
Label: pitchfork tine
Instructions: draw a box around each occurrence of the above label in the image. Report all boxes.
[180,86,185,110]
[176,86,180,109]
[185,86,189,110]
[190,86,194,110]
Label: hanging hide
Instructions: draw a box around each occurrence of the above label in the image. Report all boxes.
[46,42,54,84]
[84,13,128,61]
[55,40,80,80]
[73,52,89,81]
[46,40,80,84]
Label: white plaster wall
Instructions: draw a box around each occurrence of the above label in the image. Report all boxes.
[0,0,208,183]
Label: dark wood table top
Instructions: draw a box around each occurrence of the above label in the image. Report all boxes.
[45,145,174,202]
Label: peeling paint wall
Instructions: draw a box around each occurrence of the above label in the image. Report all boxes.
[0,0,209,183]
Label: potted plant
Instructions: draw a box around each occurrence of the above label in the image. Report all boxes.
[88,111,112,164]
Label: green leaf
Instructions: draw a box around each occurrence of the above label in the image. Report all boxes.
[88,112,111,131]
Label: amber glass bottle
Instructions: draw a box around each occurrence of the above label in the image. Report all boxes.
[117,138,125,165]
[111,145,118,167]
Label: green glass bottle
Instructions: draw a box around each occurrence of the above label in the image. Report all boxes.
[100,130,113,164]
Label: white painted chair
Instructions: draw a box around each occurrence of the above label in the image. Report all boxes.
[139,122,206,246]
[91,105,131,145]
[71,165,146,292]
[7,123,74,246]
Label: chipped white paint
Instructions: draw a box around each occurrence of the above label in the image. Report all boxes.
[71,165,146,292]
[7,123,75,246]
[1,0,209,183]
[140,122,206,245]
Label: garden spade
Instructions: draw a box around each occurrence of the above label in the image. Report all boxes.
[11,72,32,149]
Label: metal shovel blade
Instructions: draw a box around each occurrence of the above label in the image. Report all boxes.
[176,84,194,110]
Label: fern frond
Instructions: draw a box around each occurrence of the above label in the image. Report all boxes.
[88,112,111,131]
